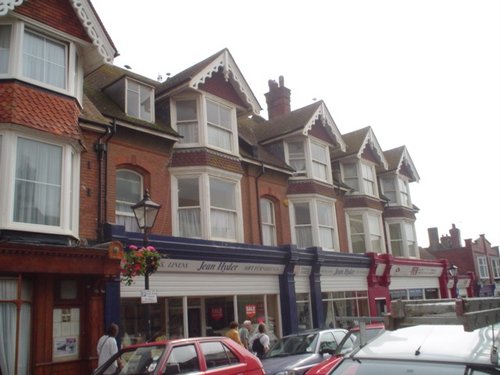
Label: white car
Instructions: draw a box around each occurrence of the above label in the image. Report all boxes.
[327,324,500,374]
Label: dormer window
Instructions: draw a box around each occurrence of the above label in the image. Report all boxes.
[381,176,411,207]
[342,161,378,197]
[285,138,332,183]
[126,80,153,122]
[104,78,155,122]
[172,95,238,155]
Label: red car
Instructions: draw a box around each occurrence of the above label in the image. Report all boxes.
[305,323,384,375]
[93,336,265,375]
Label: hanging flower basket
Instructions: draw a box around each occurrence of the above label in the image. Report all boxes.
[121,245,162,286]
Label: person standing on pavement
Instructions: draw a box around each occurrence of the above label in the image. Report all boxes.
[225,321,243,346]
[97,323,120,374]
[239,320,252,349]
[252,323,270,358]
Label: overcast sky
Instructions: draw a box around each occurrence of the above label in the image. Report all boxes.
[91,0,500,248]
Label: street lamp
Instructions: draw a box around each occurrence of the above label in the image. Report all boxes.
[132,189,161,339]
[448,264,458,298]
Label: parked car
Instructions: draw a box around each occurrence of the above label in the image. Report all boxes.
[305,323,384,375]
[261,328,348,375]
[326,324,500,374]
[93,336,265,375]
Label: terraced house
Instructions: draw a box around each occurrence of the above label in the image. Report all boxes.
[0,1,461,374]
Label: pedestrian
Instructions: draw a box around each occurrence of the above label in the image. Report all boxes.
[225,321,243,346]
[239,320,252,349]
[97,323,120,374]
[251,323,270,358]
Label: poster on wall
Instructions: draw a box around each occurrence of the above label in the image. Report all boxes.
[53,307,80,361]
[211,307,223,320]
[245,304,256,318]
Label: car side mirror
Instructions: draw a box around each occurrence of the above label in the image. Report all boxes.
[319,342,336,355]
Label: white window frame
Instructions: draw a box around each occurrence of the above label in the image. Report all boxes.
[115,169,143,232]
[126,78,154,122]
[0,129,79,237]
[288,195,339,251]
[345,209,385,254]
[260,198,277,246]
[386,220,418,258]
[477,256,489,279]
[0,21,81,99]
[171,94,239,155]
[171,167,243,242]
[492,258,500,279]
[341,160,379,197]
[381,175,412,207]
[285,138,332,183]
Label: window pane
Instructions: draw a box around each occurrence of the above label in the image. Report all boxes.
[116,170,142,232]
[211,209,236,239]
[177,100,198,144]
[207,100,231,130]
[349,215,365,253]
[208,125,232,151]
[210,179,235,210]
[140,85,152,121]
[0,25,11,73]
[177,100,197,121]
[294,203,311,225]
[167,345,199,373]
[127,81,140,118]
[390,223,403,257]
[14,138,62,226]
[311,143,327,163]
[260,199,276,246]
[178,178,199,207]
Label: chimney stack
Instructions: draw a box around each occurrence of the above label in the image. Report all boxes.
[428,227,440,250]
[265,75,291,120]
[449,224,461,248]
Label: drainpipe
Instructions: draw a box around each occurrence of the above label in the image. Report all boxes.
[95,119,116,242]
[254,147,265,243]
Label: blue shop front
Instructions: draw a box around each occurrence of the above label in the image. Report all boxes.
[103,225,374,342]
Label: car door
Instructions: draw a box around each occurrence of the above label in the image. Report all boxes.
[160,343,203,375]
[199,340,248,375]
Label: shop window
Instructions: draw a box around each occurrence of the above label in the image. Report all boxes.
[52,307,80,362]
[121,298,164,344]
[389,289,408,300]
[322,291,369,329]
[296,293,312,330]
[0,277,32,375]
[408,288,423,300]
[424,288,439,299]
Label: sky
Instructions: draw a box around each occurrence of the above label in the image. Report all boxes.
[90,0,500,248]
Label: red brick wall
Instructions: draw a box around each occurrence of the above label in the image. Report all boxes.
[16,0,91,42]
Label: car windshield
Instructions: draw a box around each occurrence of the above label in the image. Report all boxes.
[116,345,166,375]
[330,358,498,375]
[267,333,318,357]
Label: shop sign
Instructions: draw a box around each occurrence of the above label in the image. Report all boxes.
[141,290,157,304]
[321,266,369,277]
[245,304,256,318]
[211,307,223,320]
[158,259,285,275]
[390,265,442,277]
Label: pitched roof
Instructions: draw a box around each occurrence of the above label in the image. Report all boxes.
[238,115,294,172]
[253,101,346,151]
[380,145,420,182]
[84,64,178,137]
[157,48,262,115]
[332,126,388,169]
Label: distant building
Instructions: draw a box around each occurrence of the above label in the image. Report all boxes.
[422,224,499,297]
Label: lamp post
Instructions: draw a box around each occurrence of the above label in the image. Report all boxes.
[448,263,458,298]
[132,189,161,339]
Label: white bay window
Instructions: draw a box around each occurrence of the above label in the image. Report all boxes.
[290,197,338,250]
[0,130,79,236]
[173,96,238,154]
[342,161,378,197]
[0,22,82,98]
[347,210,384,254]
[381,175,411,207]
[172,169,242,242]
[285,138,332,183]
